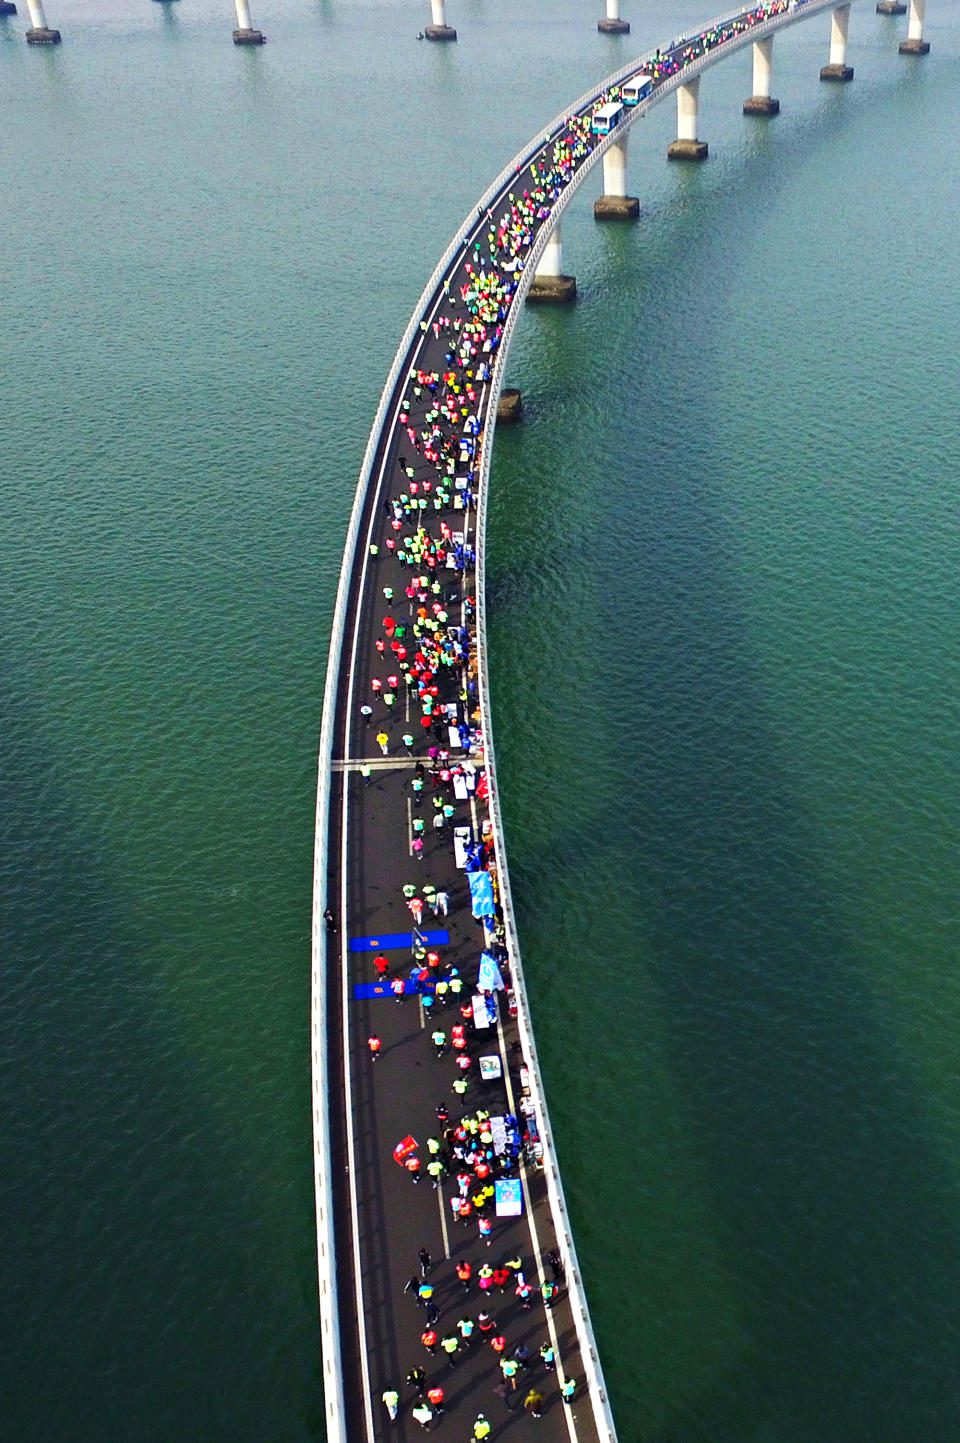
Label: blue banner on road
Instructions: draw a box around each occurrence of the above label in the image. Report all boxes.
[348,931,449,952]
[353,981,422,1000]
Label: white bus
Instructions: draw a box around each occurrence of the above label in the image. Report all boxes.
[591,101,624,135]
[622,71,654,105]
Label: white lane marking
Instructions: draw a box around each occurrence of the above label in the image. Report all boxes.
[436,1180,451,1261]
[406,796,413,856]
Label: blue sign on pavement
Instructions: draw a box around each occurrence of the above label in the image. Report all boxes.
[348,931,449,952]
[353,981,423,1000]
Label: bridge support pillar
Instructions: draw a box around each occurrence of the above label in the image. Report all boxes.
[497,389,523,424]
[594,137,639,219]
[876,0,906,13]
[24,0,60,42]
[820,4,853,81]
[425,0,456,41]
[528,221,576,303]
[598,0,629,35]
[899,0,929,53]
[667,78,708,160]
[233,0,264,43]
[744,36,780,115]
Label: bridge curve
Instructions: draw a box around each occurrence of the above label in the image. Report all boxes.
[312,2,880,1438]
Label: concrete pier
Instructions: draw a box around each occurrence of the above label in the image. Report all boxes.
[899,0,929,52]
[497,388,523,423]
[425,0,456,41]
[232,0,264,44]
[598,0,629,35]
[667,77,708,160]
[820,3,854,80]
[528,221,577,302]
[744,36,780,115]
[24,0,59,41]
[594,135,639,219]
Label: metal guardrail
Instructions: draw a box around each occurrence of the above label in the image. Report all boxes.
[311,0,866,1434]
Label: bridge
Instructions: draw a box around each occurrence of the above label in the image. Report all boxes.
[310,3,931,1438]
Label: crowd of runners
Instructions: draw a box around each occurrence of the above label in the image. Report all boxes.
[364,428,583,1433]
[377,1223,574,1432]
[636,1,801,82]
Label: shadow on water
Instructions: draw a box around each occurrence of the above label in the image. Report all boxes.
[157,0,180,34]
[0,658,320,1443]
[487,67,960,1443]
[592,508,960,1441]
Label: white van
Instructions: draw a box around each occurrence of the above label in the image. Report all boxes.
[622,71,654,105]
[591,101,624,136]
